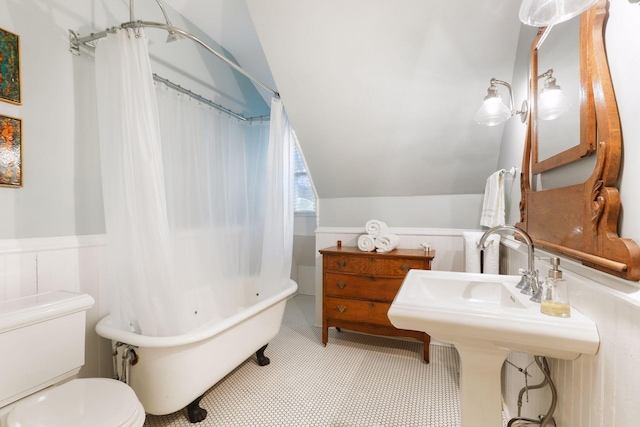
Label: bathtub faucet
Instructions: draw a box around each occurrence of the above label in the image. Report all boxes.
[478,225,542,302]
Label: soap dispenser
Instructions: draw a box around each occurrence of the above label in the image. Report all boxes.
[540,257,570,318]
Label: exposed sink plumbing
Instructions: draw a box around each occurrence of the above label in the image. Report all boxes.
[478,225,543,302]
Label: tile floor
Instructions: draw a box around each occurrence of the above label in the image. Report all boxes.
[143,295,463,427]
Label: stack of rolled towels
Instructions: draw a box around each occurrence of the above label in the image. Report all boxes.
[357,220,400,253]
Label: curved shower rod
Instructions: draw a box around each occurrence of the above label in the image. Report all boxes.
[69,20,280,99]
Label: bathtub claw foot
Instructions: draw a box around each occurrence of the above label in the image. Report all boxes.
[256,344,270,366]
[187,394,207,423]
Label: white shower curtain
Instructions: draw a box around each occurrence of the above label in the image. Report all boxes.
[95,29,294,337]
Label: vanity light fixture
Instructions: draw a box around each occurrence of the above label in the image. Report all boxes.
[519,0,598,26]
[537,69,570,120]
[474,78,528,126]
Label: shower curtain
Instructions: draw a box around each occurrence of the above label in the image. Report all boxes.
[95,28,294,337]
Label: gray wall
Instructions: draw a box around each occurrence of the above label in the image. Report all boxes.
[318,194,484,229]
[0,0,267,239]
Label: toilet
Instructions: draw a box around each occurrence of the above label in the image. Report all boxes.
[0,291,145,427]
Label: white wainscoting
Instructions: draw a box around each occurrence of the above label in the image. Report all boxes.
[0,235,112,379]
[8,231,636,425]
[500,238,640,426]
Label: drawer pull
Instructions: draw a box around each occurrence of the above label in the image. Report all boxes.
[336,281,347,289]
[336,305,347,313]
[400,264,412,273]
[336,260,347,268]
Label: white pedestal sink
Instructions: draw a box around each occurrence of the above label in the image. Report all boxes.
[388,270,599,427]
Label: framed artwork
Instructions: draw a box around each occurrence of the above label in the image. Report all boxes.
[0,114,22,187]
[0,27,21,105]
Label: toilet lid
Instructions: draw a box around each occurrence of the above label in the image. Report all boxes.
[8,378,145,427]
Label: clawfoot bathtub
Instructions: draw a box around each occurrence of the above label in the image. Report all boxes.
[96,279,297,423]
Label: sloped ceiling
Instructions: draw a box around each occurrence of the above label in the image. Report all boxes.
[166,0,524,198]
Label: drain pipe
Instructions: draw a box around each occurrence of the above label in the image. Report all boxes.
[536,356,557,427]
[111,342,126,381]
[507,356,557,427]
[516,375,549,418]
[112,342,138,385]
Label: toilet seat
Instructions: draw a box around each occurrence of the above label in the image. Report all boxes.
[7,378,145,427]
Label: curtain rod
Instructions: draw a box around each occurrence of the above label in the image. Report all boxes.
[68,20,280,98]
[153,74,269,122]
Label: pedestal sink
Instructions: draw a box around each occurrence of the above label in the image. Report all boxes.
[387,270,599,427]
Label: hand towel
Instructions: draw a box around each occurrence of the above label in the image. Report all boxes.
[375,234,400,253]
[463,231,500,274]
[357,234,376,252]
[480,171,505,228]
[365,219,389,237]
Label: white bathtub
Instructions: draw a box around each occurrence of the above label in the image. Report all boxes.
[96,279,297,421]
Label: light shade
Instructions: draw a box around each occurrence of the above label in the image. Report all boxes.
[538,72,571,120]
[538,88,570,120]
[519,0,598,26]
[475,97,512,126]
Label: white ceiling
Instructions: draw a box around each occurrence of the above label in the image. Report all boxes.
[165,0,524,199]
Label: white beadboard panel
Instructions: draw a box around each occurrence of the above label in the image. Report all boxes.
[94,244,112,379]
[614,300,635,425]
[78,245,105,379]
[1,253,38,301]
[316,226,472,271]
[501,240,640,427]
[0,235,110,380]
[91,243,110,323]
[36,248,82,293]
[0,255,4,300]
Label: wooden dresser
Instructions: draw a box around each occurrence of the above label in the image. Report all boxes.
[319,246,435,362]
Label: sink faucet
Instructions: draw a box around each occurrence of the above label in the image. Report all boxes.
[478,225,542,302]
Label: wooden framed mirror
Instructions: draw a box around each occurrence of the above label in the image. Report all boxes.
[532,14,595,175]
[518,0,640,280]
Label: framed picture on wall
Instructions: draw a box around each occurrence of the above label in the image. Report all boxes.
[0,114,22,187]
[0,27,21,105]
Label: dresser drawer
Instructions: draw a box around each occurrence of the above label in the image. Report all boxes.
[323,254,425,276]
[324,297,393,327]
[320,246,434,362]
[324,272,403,302]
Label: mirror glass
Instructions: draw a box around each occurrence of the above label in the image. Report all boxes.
[537,20,580,162]
[532,16,597,190]
[532,16,596,178]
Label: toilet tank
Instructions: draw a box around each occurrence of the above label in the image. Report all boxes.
[0,291,95,408]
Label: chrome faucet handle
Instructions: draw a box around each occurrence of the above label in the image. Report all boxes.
[530,287,543,303]
[519,270,541,296]
[520,278,534,295]
[529,279,543,302]
[523,271,543,301]
[528,270,544,303]
[516,268,528,289]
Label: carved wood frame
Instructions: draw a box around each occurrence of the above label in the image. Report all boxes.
[517,0,640,280]
[532,14,596,174]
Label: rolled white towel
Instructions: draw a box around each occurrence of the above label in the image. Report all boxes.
[365,219,389,237]
[357,234,376,252]
[375,234,400,253]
